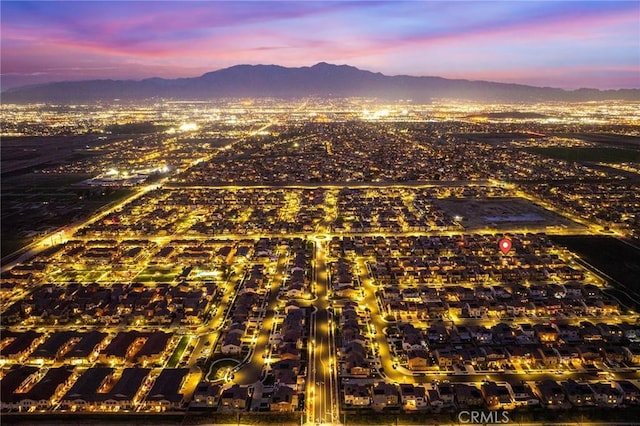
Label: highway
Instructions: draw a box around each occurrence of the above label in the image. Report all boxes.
[0,179,166,272]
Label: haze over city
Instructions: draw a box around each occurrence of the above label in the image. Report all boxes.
[2,0,639,90]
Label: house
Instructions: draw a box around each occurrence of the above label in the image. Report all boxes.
[428,388,443,410]
[191,383,221,408]
[221,333,242,355]
[272,359,300,375]
[538,346,560,367]
[577,345,602,363]
[603,345,627,364]
[481,382,513,409]
[534,380,565,407]
[344,384,371,406]
[615,380,640,404]
[272,359,301,390]
[618,323,640,341]
[506,345,534,365]
[624,344,640,364]
[484,347,508,368]
[434,347,457,367]
[270,385,297,412]
[509,382,539,406]
[273,368,299,390]
[454,384,484,408]
[562,380,594,407]
[277,342,300,360]
[470,326,492,344]
[344,352,371,377]
[556,346,580,365]
[437,384,455,406]
[590,383,623,407]
[402,328,424,351]
[533,324,558,343]
[220,384,248,410]
[399,384,428,410]
[286,282,305,299]
[371,382,399,410]
[407,349,429,370]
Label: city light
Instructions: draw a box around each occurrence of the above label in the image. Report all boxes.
[0,97,638,423]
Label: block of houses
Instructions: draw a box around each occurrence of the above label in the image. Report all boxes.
[0,366,40,411]
[16,367,74,411]
[60,367,114,411]
[98,368,151,411]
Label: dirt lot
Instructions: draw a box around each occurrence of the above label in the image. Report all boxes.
[434,197,584,231]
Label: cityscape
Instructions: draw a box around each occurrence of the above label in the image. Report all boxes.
[2,1,640,425]
[1,98,639,425]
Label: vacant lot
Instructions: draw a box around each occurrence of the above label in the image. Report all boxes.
[435,197,583,231]
[525,146,640,163]
[550,235,640,303]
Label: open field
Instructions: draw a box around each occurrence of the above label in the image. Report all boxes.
[550,235,640,295]
[1,187,132,262]
[434,197,584,231]
[525,146,640,163]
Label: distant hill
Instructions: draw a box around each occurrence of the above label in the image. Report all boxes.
[2,62,639,103]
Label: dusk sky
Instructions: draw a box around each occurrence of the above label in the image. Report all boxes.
[1,1,639,90]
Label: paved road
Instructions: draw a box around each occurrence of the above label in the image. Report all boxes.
[234,248,288,385]
[0,180,166,272]
[308,240,339,424]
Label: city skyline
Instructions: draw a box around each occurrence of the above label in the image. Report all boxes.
[2,0,639,91]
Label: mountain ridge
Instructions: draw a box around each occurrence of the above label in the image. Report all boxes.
[3,62,638,103]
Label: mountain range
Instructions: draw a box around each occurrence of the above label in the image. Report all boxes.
[2,62,638,103]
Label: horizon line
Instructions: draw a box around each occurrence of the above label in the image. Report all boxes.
[3,62,640,93]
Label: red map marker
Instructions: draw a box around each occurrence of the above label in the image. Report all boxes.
[499,238,512,255]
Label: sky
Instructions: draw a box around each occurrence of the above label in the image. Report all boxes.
[1,1,639,90]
